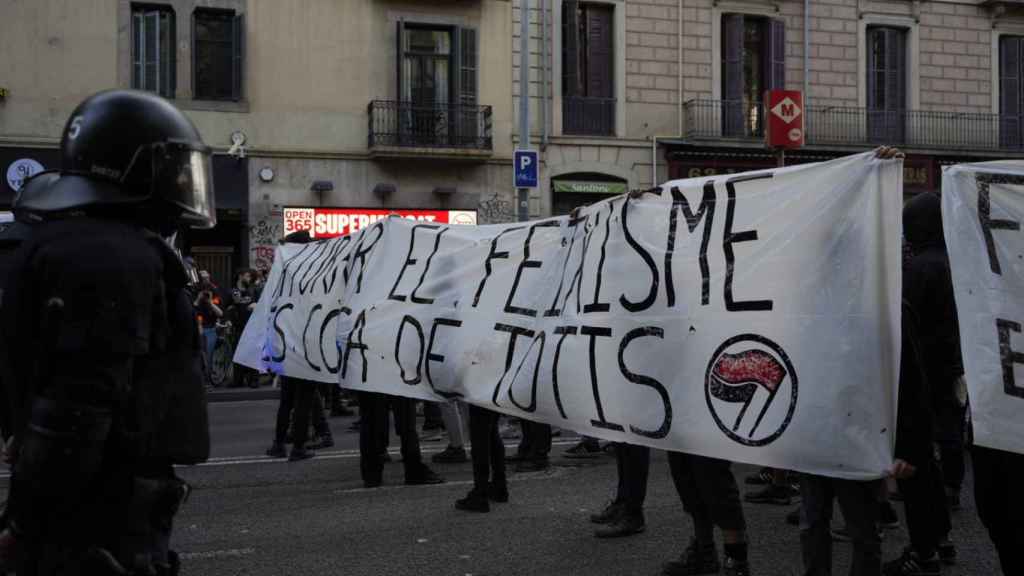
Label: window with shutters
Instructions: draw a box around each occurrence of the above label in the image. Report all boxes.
[721,14,784,138]
[131,4,176,99]
[193,9,244,101]
[866,27,907,143]
[563,2,615,136]
[392,23,479,148]
[1000,36,1024,149]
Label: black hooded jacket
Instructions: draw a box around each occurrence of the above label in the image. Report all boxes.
[902,192,964,407]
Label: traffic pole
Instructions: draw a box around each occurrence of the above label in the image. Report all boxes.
[517,0,531,222]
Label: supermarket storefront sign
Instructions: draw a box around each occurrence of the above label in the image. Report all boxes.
[283,207,478,239]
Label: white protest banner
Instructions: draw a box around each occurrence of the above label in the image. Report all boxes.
[943,162,1024,456]
[236,151,902,480]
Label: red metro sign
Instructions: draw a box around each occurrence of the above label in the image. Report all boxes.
[283,207,478,239]
[765,90,804,149]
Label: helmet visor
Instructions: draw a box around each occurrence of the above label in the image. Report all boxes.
[155,142,217,229]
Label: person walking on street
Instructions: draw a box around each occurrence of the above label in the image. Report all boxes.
[455,406,507,513]
[589,443,649,539]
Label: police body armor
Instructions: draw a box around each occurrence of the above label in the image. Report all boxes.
[1,217,210,575]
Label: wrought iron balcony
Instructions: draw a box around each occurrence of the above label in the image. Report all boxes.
[367,100,492,157]
[563,96,616,136]
[682,99,1024,152]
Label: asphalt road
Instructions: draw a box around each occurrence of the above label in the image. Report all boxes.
[167,398,1005,575]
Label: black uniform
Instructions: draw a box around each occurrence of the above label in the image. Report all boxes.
[2,218,209,574]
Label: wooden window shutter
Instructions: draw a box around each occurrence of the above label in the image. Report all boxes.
[562,0,581,97]
[397,20,406,101]
[1001,36,1022,147]
[723,14,745,136]
[232,13,245,101]
[459,27,478,107]
[767,19,786,91]
[586,5,613,98]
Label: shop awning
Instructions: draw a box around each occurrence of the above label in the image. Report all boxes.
[552,180,627,195]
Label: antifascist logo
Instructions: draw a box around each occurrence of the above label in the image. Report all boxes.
[705,335,798,447]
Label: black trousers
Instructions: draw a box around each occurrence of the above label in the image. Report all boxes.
[310,385,331,438]
[934,399,967,492]
[972,445,1024,575]
[799,475,882,576]
[614,443,650,515]
[517,420,552,459]
[897,457,951,558]
[274,376,314,448]
[358,392,424,484]
[469,405,506,492]
[668,452,746,542]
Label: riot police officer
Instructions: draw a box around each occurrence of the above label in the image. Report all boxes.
[0,90,213,575]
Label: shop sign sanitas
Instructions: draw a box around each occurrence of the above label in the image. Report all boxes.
[283,207,478,239]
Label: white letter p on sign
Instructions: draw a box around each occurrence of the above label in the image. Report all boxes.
[520,155,532,171]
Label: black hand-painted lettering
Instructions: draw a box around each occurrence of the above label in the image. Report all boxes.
[473,227,525,307]
[619,327,671,439]
[550,326,577,419]
[562,214,598,314]
[289,242,323,297]
[394,315,425,385]
[320,236,353,294]
[492,323,535,407]
[341,308,369,382]
[584,201,616,314]
[997,318,1024,398]
[298,241,331,295]
[509,331,547,413]
[665,183,715,307]
[724,175,773,312]
[978,175,1022,275]
[347,223,384,294]
[270,304,294,363]
[620,196,659,312]
[580,325,623,431]
[302,304,323,372]
[544,214,587,317]
[411,227,450,305]
[319,308,342,374]
[506,221,560,317]
[272,244,313,299]
[426,318,464,398]
[389,224,442,302]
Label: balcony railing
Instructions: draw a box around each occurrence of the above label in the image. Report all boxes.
[368,100,492,150]
[683,99,1024,152]
[563,96,616,136]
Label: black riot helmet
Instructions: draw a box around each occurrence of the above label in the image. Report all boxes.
[15,90,216,229]
[11,171,61,225]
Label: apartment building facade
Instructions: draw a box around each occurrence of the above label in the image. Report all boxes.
[514,0,1024,216]
[0,0,514,282]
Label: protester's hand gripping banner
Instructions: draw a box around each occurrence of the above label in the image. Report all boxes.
[236,151,903,479]
[943,162,1024,456]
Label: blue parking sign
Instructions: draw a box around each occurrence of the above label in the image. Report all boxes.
[514,149,538,188]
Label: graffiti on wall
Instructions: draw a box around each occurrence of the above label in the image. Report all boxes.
[477,193,514,224]
[249,218,282,272]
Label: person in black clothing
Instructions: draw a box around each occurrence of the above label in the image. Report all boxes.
[0,90,211,574]
[229,269,260,388]
[972,444,1024,573]
[508,420,552,472]
[589,443,649,538]
[883,190,958,576]
[359,394,444,488]
[454,406,507,512]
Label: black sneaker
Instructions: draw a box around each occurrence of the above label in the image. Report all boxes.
[722,555,751,576]
[432,446,469,463]
[744,467,774,485]
[594,512,645,538]
[882,548,940,576]
[744,484,795,505]
[937,539,957,566]
[265,443,286,458]
[564,440,602,459]
[946,488,961,511]
[878,501,900,530]
[487,482,509,503]
[288,447,315,462]
[422,420,444,433]
[308,435,334,450]
[589,500,624,524]
[455,489,490,513]
[347,420,361,432]
[405,466,445,486]
[661,539,720,576]
[833,526,884,543]
[330,404,354,417]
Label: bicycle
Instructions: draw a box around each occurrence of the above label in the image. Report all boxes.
[209,320,236,387]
